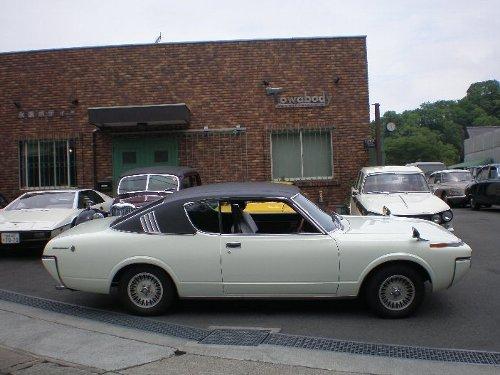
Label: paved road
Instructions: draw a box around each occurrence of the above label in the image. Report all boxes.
[1,208,499,352]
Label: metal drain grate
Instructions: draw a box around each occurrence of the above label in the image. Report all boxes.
[263,333,500,366]
[0,289,208,341]
[0,289,499,366]
[200,329,270,346]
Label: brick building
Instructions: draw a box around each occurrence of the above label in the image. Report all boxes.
[0,36,370,211]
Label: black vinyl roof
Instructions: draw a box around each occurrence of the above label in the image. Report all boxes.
[112,182,300,234]
[164,182,300,202]
[120,166,197,178]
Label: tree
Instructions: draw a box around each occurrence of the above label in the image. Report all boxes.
[385,126,459,165]
[381,79,499,165]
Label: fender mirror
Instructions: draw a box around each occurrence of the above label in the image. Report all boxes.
[412,227,428,242]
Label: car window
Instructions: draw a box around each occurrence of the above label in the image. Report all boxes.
[118,175,148,193]
[442,171,472,182]
[185,200,220,233]
[434,174,441,183]
[78,190,102,208]
[488,167,499,179]
[219,199,321,235]
[86,190,104,204]
[148,174,178,192]
[181,177,191,189]
[6,192,76,210]
[477,167,489,181]
[362,173,429,193]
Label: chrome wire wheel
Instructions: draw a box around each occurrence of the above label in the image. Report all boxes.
[127,272,164,309]
[378,275,416,311]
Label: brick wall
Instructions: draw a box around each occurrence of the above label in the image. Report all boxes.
[0,37,370,211]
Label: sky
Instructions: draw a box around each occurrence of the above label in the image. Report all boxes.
[1,0,499,118]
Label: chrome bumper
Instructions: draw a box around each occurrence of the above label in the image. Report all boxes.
[41,256,66,290]
[451,257,471,287]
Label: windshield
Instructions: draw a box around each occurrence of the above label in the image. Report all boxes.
[118,174,179,194]
[292,193,341,232]
[363,173,429,193]
[442,171,472,182]
[6,192,75,210]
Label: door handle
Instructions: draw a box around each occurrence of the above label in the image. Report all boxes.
[226,242,241,249]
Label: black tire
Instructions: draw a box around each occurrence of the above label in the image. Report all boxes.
[470,196,480,210]
[365,264,425,319]
[119,265,176,316]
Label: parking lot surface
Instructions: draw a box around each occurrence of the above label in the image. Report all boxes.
[0,208,499,352]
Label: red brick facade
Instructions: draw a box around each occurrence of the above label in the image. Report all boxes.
[0,37,369,211]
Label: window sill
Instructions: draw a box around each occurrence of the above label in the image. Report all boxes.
[20,186,76,191]
[280,179,340,187]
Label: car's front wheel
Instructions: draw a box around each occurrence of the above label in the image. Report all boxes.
[365,265,424,318]
[119,265,176,316]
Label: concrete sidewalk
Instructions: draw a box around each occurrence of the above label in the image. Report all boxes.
[0,299,497,375]
[0,345,353,375]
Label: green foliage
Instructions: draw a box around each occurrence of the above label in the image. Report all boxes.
[379,80,500,166]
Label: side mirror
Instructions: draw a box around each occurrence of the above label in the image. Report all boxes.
[351,188,359,196]
[412,227,428,242]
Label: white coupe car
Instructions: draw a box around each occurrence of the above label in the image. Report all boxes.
[0,189,112,248]
[350,166,454,231]
[42,183,471,318]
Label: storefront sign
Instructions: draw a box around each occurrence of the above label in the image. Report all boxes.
[18,109,76,119]
[275,91,332,108]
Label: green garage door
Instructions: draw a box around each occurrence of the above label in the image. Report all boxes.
[112,138,178,190]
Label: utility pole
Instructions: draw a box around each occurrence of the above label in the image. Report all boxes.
[373,103,383,165]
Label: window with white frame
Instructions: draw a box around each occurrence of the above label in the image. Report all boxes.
[271,130,332,180]
[19,140,77,188]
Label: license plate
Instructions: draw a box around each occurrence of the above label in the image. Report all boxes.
[1,233,20,244]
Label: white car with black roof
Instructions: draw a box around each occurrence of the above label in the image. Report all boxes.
[42,182,471,318]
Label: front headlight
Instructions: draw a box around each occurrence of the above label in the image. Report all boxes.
[442,210,453,222]
[50,223,71,238]
[431,214,442,224]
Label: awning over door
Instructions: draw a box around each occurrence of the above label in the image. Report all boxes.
[88,104,191,129]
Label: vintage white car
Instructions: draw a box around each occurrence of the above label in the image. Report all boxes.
[42,182,471,318]
[0,189,112,248]
[350,166,454,231]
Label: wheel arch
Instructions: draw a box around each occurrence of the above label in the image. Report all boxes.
[108,256,181,294]
[357,254,434,296]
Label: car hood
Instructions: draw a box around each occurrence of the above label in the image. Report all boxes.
[358,192,449,216]
[345,215,459,243]
[0,208,77,230]
[113,192,168,208]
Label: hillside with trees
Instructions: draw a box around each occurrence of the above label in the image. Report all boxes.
[379,80,500,165]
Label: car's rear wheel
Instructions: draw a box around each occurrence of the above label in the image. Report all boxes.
[470,196,480,210]
[365,264,424,318]
[119,265,176,316]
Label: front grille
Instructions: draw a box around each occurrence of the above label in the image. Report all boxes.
[20,231,51,241]
[110,204,136,217]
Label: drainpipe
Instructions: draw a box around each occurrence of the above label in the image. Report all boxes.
[92,129,98,189]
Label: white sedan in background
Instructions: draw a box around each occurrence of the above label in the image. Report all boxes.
[350,166,454,231]
[0,189,112,248]
[42,182,471,319]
